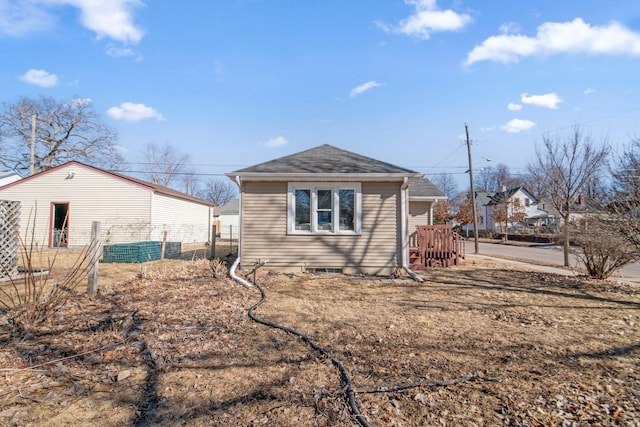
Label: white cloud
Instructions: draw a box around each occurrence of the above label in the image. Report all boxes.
[376,0,472,39]
[465,18,640,66]
[499,22,521,35]
[350,81,382,98]
[1,0,144,44]
[501,118,536,133]
[18,68,58,87]
[106,45,134,57]
[0,1,56,36]
[521,92,563,109]
[55,0,145,44]
[264,136,287,148]
[107,102,164,122]
[584,87,596,95]
[507,102,522,111]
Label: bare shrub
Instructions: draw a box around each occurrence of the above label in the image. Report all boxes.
[210,258,227,279]
[0,215,92,333]
[572,218,639,280]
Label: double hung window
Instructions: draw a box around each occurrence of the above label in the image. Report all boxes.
[288,183,361,234]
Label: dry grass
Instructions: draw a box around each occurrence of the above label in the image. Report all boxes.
[0,255,638,426]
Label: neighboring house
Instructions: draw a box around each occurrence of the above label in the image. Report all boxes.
[475,186,549,232]
[226,144,425,275]
[0,161,213,248]
[539,195,600,225]
[475,191,496,232]
[0,172,21,187]
[215,199,239,239]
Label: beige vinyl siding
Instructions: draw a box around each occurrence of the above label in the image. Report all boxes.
[152,193,211,243]
[408,200,431,231]
[0,164,153,246]
[240,181,401,274]
[407,200,432,249]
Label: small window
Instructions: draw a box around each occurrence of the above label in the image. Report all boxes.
[524,198,530,207]
[288,183,361,234]
[316,189,333,231]
[294,189,311,231]
[339,189,355,231]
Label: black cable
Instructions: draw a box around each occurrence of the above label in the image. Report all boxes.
[247,273,371,427]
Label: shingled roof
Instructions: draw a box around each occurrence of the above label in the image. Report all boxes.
[232,144,418,175]
[409,178,446,199]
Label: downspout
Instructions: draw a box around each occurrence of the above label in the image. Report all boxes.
[401,177,423,282]
[229,176,252,288]
[430,199,436,226]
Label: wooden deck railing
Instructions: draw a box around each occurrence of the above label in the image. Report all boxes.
[409,225,465,269]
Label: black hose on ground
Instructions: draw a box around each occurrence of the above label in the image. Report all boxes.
[247,270,371,427]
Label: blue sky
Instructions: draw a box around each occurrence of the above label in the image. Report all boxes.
[2,0,640,189]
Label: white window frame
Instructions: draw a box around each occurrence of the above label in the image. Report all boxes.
[287,182,362,235]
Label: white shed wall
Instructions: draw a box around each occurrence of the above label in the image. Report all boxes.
[218,214,239,239]
[151,193,211,243]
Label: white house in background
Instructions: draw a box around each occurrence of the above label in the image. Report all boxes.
[0,172,21,187]
[0,161,213,248]
[475,186,548,233]
[216,199,239,239]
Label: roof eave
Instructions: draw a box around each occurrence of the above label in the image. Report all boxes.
[225,172,423,182]
[409,196,447,201]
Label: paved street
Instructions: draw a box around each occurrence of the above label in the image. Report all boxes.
[464,239,640,285]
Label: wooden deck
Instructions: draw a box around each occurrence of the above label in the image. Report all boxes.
[409,225,465,269]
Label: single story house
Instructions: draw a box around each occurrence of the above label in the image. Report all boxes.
[0,161,214,249]
[226,144,431,275]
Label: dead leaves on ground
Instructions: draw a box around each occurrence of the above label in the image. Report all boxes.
[0,259,639,426]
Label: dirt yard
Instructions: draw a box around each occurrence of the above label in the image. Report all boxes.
[0,256,639,426]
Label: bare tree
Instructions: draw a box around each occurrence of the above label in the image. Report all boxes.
[520,172,546,200]
[475,166,494,192]
[475,163,520,192]
[432,173,458,198]
[0,96,121,175]
[181,172,200,196]
[140,143,196,190]
[609,136,640,251]
[198,179,236,206]
[527,126,609,266]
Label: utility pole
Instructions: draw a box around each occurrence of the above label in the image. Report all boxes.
[465,123,480,254]
[29,114,36,176]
